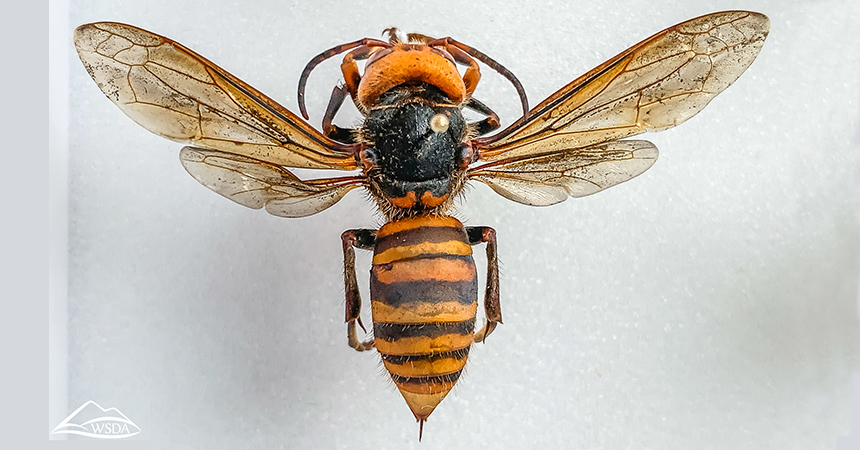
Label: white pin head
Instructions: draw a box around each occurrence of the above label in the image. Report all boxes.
[429,113,450,133]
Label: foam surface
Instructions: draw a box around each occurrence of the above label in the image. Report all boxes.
[59,0,859,448]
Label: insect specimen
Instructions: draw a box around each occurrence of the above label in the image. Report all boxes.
[73,10,769,437]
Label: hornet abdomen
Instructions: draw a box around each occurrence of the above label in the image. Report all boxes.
[370,215,478,421]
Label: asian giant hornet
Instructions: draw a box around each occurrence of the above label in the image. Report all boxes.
[73,11,769,438]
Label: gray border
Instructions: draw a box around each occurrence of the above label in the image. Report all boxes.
[4,0,50,448]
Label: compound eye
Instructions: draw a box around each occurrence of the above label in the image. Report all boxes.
[429,113,450,133]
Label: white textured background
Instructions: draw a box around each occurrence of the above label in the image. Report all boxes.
[52,0,859,448]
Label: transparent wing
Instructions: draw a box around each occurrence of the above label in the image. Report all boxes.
[179,147,363,217]
[477,11,769,161]
[74,22,358,170]
[468,141,658,206]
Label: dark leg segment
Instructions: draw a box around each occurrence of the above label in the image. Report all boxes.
[427,36,529,120]
[466,226,501,342]
[322,85,357,143]
[341,229,377,351]
[463,97,501,136]
[297,37,390,119]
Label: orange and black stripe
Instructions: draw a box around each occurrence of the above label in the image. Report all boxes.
[370,215,477,421]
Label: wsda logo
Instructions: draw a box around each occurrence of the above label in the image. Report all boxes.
[51,400,141,439]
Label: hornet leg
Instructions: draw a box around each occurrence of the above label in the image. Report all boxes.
[466,226,501,342]
[341,229,377,351]
[444,44,482,97]
[297,37,390,119]
[426,36,529,119]
[463,97,501,136]
[340,45,390,115]
[457,98,501,168]
[321,85,358,143]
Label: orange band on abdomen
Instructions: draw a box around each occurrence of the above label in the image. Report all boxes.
[371,300,477,324]
[373,257,476,284]
[372,240,472,265]
[374,333,473,356]
[375,215,465,237]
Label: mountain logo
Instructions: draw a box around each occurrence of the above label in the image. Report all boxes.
[51,400,141,439]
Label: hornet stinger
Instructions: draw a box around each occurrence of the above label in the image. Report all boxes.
[73,11,769,438]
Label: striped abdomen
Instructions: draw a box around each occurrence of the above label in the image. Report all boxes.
[370,215,477,421]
